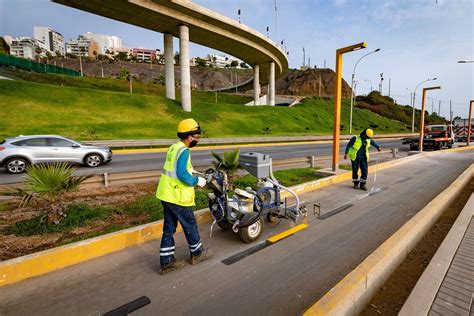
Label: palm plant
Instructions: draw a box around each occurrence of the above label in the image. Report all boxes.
[14,162,91,224]
[211,147,241,189]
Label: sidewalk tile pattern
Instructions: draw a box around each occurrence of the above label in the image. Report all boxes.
[429,217,474,316]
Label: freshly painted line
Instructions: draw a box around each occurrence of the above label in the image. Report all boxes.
[104,296,151,316]
[221,241,272,265]
[318,204,354,220]
[267,223,309,243]
[0,147,471,287]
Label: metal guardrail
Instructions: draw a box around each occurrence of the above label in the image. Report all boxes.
[0,150,397,190]
[86,134,416,149]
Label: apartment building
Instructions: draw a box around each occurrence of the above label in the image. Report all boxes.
[33,26,65,56]
[82,32,123,55]
[3,35,45,59]
[66,36,99,59]
[130,48,161,62]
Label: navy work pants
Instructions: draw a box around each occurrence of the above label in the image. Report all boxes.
[351,157,368,184]
[160,200,203,266]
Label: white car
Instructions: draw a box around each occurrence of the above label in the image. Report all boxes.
[0,135,113,174]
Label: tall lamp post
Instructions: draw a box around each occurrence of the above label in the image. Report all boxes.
[412,77,437,132]
[419,86,441,152]
[467,100,473,146]
[332,42,367,171]
[349,48,380,134]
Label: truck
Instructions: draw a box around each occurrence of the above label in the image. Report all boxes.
[402,124,455,151]
[453,118,474,142]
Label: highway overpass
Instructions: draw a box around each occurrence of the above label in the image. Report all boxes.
[53,0,289,110]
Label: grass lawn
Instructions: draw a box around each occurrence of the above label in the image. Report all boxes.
[0,79,410,140]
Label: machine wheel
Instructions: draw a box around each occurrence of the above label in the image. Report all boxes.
[237,217,264,243]
[409,144,418,151]
[217,220,232,230]
[447,142,453,149]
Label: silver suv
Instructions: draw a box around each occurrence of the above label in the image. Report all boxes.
[0,135,113,174]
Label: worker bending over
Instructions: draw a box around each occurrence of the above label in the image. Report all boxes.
[344,128,381,191]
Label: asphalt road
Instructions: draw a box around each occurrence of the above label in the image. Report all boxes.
[0,139,406,184]
[1,149,471,315]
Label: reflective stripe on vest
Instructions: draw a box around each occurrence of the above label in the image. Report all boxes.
[156,142,195,206]
[348,136,371,161]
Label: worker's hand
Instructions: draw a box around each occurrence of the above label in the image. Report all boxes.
[197,177,207,188]
[343,154,347,160]
[378,148,382,152]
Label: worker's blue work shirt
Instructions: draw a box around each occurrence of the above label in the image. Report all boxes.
[176,148,198,186]
[345,136,380,159]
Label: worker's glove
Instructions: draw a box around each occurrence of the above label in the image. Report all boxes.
[197,177,207,188]
[378,148,381,152]
[343,154,347,160]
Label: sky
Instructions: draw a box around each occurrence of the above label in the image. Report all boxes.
[0,0,473,117]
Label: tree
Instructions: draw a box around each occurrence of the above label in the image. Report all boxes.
[195,57,207,67]
[117,51,128,61]
[174,52,180,65]
[230,60,239,68]
[34,47,42,62]
[211,148,242,190]
[55,50,62,58]
[7,162,91,224]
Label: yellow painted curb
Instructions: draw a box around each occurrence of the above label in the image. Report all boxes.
[304,163,474,316]
[0,146,471,287]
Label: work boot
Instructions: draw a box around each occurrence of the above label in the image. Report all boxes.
[353,181,359,189]
[190,249,213,265]
[158,258,185,275]
[360,183,368,191]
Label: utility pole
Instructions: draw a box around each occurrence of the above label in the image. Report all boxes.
[302,47,305,69]
[324,59,326,68]
[308,57,311,69]
[388,78,391,97]
[438,100,441,116]
[101,65,104,78]
[129,74,133,94]
[431,99,434,114]
[450,100,453,125]
[379,73,383,94]
[274,0,277,43]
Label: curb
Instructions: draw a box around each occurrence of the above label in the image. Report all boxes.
[0,146,472,287]
[303,163,473,316]
[399,193,474,315]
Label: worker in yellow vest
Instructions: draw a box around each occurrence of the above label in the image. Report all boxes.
[156,119,212,275]
[344,128,381,191]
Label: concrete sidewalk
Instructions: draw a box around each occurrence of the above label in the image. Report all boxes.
[400,194,474,315]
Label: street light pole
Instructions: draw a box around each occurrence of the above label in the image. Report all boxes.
[412,77,437,132]
[419,86,441,152]
[333,42,367,171]
[349,48,380,134]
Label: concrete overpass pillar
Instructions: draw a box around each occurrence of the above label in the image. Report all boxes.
[253,64,260,105]
[164,33,175,100]
[179,24,191,112]
[269,61,275,106]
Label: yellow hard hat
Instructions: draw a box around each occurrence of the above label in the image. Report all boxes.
[366,129,374,137]
[177,118,201,134]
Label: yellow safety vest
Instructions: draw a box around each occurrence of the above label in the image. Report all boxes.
[156,141,195,206]
[348,136,371,161]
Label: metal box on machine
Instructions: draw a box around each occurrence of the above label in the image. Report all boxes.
[239,152,271,178]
